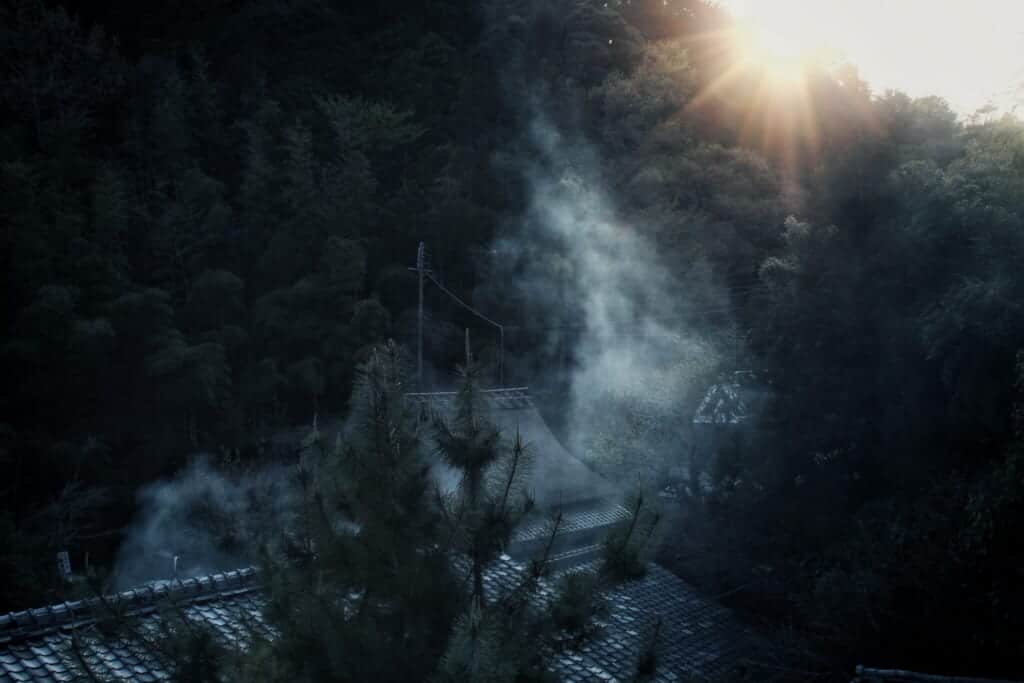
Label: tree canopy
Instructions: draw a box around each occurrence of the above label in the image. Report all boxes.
[2,0,1024,679]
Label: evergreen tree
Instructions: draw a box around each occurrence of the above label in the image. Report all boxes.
[433,338,534,605]
[431,337,658,682]
[430,340,549,682]
[257,341,457,682]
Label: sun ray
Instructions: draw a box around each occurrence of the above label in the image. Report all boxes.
[685,57,753,113]
[678,18,830,182]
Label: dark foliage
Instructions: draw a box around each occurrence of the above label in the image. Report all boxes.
[2,0,1023,680]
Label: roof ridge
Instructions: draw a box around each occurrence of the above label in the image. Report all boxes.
[406,386,534,411]
[405,386,530,396]
[0,567,259,644]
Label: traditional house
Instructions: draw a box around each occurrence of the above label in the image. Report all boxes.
[689,371,771,489]
[1,387,764,682]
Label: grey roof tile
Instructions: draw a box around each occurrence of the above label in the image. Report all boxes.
[0,569,264,682]
[475,552,758,682]
[1,484,755,683]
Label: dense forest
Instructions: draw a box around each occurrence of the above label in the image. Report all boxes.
[2,0,1023,679]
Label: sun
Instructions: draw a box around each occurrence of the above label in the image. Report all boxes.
[725,0,836,81]
[740,28,809,86]
[748,24,807,61]
[683,10,834,177]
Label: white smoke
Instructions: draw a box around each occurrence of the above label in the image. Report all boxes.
[112,456,295,589]
[501,114,725,482]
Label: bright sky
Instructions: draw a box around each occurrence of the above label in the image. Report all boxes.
[722,0,1024,117]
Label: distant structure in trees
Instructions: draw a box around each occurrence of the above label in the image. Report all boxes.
[692,371,763,426]
[690,370,771,484]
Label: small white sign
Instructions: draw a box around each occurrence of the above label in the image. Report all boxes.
[56,550,71,580]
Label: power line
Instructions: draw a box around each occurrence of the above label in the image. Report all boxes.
[412,243,505,386]
[425,272,504,331]
[410,242,773,383]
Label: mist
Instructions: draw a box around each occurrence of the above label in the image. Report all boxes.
[483,101,729,485]
[112,456,295,589]
[3,0,1024,678]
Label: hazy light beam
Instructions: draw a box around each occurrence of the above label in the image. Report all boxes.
[723,0,1024,116]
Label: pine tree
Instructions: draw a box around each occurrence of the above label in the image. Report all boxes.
[429,334,676,682]
[429,334,577,682]
[433,338,534,606]
[257,341,458,681]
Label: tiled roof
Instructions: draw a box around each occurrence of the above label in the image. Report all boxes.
[508,501,633,570]
[481,554,758,682]
[0,388,759,681]
[406,386,535,411]
[413,387,622,506]
[693,382,749,425]
[0,569,267,682]
[1,555,756,683]
[693,373,770,426]
[512,502,632,546]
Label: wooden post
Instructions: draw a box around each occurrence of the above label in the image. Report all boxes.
[498,325,504,386]
[417,242,425,389]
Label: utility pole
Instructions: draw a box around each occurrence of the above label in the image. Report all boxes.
[417,241,425,389]
[410,240,506,388]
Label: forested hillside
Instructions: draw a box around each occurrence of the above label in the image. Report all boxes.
[2,0,1023,679]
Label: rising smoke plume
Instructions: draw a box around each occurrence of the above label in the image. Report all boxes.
[473,4,735,483]
[487,109,727,483]
[112,456,296,588]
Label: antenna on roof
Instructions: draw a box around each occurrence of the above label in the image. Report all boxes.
[417,242,426,389]
[465,328,472,366]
